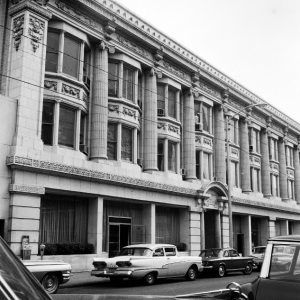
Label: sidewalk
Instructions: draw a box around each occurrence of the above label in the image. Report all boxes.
[62,271,106,288]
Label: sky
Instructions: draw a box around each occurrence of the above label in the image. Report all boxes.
[116,0,300,123]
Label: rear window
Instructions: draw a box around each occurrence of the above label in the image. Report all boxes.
[165,247,176,256]
[119,247,152,256]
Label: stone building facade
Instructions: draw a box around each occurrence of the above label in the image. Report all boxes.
[1,0,300,271]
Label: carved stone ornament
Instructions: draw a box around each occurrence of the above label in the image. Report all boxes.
[28,16,44,52]
[11,0,49,5]
[62,84,80,99]
[44,80,57,91]
[108,104,119,113]
[12,15,24,51]
[123,107,136,119]
[168,124,179,134]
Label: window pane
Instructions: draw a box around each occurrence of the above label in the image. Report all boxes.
[202,104,210,132]
[203,152,210,179]
[196,151,200,179]
[41,101,54,145]
[58,105,75,147]
[157,139,164,171]
[63,35,80,78]
[157,85,165,113]
[168,88,176,118]
[123,66,134,101]
[107,123,117,160]
[168,141,176,172]
[108,62,118,97]
[46,31,59,72]
[83,47,91,87]
[121,127,132,161]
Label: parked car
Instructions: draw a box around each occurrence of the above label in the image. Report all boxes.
[23,259,71,294]
[199,248,254,277]
[251,246,266,270]
[91,243,203,285]
[190,235,300,299]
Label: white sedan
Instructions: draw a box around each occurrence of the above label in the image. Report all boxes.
[91,244,203,285]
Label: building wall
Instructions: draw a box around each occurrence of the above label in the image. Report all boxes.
[1,0,300,271]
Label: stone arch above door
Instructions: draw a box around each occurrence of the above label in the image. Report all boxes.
[201,181,228,211]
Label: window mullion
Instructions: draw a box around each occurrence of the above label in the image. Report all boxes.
[118,62,123,98]
[78,42,85,82]
[117,123,122,161]
[75,109,81,151]
[53,101,60,146]
[58,31,64,74]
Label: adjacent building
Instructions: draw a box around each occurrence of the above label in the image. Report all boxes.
[1,0,300,271]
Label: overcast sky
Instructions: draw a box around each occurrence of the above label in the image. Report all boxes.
[116,0,300,123]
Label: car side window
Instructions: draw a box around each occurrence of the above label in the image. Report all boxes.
[230,250,239,257]
[153,248,164,257]
[165,247,176,256]
[223,250,229,257]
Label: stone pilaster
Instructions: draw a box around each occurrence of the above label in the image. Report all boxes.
[90,42,109,161]
[143,68,158,172]
[278,138,288,200]
[214,104,226,183]
[261,129,271,198]
[239,118,251,193]
[183,89,196,181]
[8,1,51,151]
[189,211,201,256]
[294,145,300,204]
[268,217,276,238]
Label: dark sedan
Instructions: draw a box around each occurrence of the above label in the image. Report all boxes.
[199,248,254,277]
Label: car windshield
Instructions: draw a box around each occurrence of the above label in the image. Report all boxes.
[119,247,153,256]
[0,236,51,299]
[200,249,222,258]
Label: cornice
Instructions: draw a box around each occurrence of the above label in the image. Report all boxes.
[9,0,52,19]
[72,0,300,132]
[6,155,196,197]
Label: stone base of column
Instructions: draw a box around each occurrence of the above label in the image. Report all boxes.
[184,176,197,182]
[242,189,252,194]
[90,156,108,162]
[282,198,291,202]
[263,193,272,199]
[143,168,158,173]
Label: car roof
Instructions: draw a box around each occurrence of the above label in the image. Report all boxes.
[123,244,176,250]
[269,235,300,242]
[201,248,235,251]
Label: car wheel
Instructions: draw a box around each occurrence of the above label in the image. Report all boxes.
[243,263,253,275]
[41,273,59,294]
[185,266,197,281]
[217,265,226,277]
[143,272,156,285]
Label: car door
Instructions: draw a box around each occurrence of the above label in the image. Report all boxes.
[230,249,242,269]
[222,250,232,270]
[152,247,168,277]
[164,247,183,276]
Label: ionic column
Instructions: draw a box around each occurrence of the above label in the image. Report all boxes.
[143,68,158,172]
[278,138,288,200]
[214,104,226,183]
[183,89,196,180]
[261,129,271,198]
[239,118,251,193]
[90,42,109,161]
[294,145,300,204]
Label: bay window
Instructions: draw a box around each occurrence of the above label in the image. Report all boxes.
[121,126,133,161]
[123,65,134,101]
[270,173,279,197]
[107,123,118,160]
[168,140,177,172]
[249,128,260,153]
[269,138,278,161]
[288,179,295,199]
[108,62,119,97]
[63,35,80,78]
[58,105,76,148]
[194,101,212,133]
[157,85,165,116]
[45,31,59,73]
[157,139,164,171]
[157,83,180,119]
[286,146,294,167]
[195,150,212,180]
[41,101,55,145]
[250,167,261,192]
[168,87,176,119]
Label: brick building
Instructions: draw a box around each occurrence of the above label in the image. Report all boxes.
[1,0,300,271]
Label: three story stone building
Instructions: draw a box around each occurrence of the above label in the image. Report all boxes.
[1,0,300,270]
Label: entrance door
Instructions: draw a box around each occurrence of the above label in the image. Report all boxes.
[108,217,131,257]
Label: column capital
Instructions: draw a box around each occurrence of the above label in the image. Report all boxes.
[95,40,115,54]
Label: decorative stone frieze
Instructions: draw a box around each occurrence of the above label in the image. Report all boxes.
[108,104,119,113]
[62,84,80,99]
[11,0,49,6]
[123,107,136,119]
[9,184,45,195]
[6,155,196,196]
[28,16,45,52]
[162,60,189,81]
[12,15,24,51]
[44,80,57,91]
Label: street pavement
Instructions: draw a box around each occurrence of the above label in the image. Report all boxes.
[63,271,103,288]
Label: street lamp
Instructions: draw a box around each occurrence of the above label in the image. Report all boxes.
[225,102,267,248]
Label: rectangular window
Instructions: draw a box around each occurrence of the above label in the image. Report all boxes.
[230,161,239,187]
[288,179,295,199]
[168,88,176,118]
[250,129,260,153]
[286,146,294,167]
[168,140,176,172]
[83,47,91,87]
[157,85,165,115]
[123,65,134,101]
[121,126,133,161]
[63,35,80,78]
[79,113,87,153]
[202,104,210,133]
[107,123,118,160]
[58,105,76,148]
[45,31,59,73]
[157,139,164,171]
[41,101,54,145]
[108,62,118,97]
[270,173,279,197]
[269,138,278,161]
[202,152,210,180]
[251,167,261,192]
[196,150,200,179]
